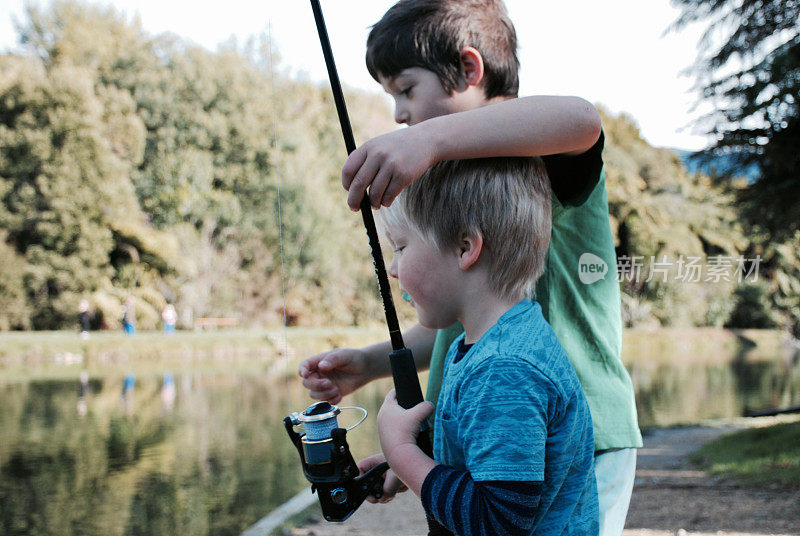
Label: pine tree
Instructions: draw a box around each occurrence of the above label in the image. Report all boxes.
[670,0,800,238]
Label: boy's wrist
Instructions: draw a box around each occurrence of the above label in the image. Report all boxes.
[362,341,393,379]
[384,442,437,496]
[414,118,446,164]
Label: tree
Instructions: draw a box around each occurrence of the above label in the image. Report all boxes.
[0,35,177,329]
[5,0,397,329]
[601,108,747,328]
[670,0,800,238]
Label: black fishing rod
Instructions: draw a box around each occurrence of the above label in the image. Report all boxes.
[282,2,451,535]
[308,0,430,436]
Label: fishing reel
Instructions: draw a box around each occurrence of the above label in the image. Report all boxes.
[284,401,390,522]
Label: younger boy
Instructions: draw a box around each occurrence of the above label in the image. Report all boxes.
[370,156,597,535]
[300,2,642,534]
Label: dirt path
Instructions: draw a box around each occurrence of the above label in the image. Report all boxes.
[625,421,799,536]
[287,419,800,536]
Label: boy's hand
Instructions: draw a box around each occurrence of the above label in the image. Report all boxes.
[342,127,437,211]
[298,348,371,404]
[357,453,408,503]
[377,389,434,464]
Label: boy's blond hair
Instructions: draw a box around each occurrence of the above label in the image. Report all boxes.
[378,157,551,301]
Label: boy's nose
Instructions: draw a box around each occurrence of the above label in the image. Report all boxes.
[394,106,410,125]
[388,257,399,278]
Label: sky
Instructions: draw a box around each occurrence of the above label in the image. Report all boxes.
[0,0,711,150]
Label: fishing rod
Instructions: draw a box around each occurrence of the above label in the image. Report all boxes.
[283,2,450,534]
[308,0,427,412]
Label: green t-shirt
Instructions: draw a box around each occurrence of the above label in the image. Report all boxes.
[426,132,643,451]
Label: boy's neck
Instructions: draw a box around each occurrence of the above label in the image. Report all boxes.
[459,292,523,345]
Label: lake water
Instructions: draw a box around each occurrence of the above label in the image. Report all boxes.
[1,330,798,535]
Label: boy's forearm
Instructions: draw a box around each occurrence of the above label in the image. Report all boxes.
[362,323,436,378]
[422,95,601,161]
[385,442,438,497]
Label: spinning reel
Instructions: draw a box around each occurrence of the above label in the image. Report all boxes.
[284,401,390,522]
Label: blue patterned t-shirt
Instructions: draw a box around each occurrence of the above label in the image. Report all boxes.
[432,299,598,535]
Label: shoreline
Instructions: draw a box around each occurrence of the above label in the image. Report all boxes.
[247,417,800,536]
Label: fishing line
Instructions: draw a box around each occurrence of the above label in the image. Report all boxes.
[267,22,293,416]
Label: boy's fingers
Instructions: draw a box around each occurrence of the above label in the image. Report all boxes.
[301,378,341,402]
[380,178,405,207]
[298,354,323,377]
[409,401,435,422]
[309,390,342,404]
[346,155,381,211]
[342,149,368,190]
[297,363,310,377]
[300,374,332,391]
[369,167,394,210]
[318,352,348,371]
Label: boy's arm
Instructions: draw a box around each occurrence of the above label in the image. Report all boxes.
[377,389,438,496]
[298,323,436,403]
[343,95,602,210]
[422,466,542,535]
[377,391,543,534]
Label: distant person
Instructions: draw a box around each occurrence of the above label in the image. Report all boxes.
[161,371,176,410]
[162,304,177,336]
[78,299,91,340]
[77,370,90,417]
[121,297,135,336]
[122,373,135,416]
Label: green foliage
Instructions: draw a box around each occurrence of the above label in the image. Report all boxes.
[602,108,747,327]
[726,283,779,329]
[1,0,395,330]
[0,232,31,330]
[1,0,797,333]
[0,54,158,329]
[752,230,800,338]
[692,420,800,489]
[603,106,800,334]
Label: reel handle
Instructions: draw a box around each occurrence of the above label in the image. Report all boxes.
[354,460,390,500]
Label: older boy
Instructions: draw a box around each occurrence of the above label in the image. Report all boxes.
[370,156,597,535]
[299,1,642,534]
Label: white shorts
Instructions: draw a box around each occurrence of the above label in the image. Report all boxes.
[595,447,637,536]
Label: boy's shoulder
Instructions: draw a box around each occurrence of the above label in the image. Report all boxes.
[458,300,581,398]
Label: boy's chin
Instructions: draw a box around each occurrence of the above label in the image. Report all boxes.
[417,315,457,331]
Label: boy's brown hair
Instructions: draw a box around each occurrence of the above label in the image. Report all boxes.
[366,0,519,99]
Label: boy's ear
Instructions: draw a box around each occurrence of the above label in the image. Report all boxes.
[458,231,484,270]
[460,47,485,88]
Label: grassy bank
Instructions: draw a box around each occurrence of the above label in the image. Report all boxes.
[0,327,387,380]
[622,327,787,366]
[692,417,800,489]
[0,326,789,382]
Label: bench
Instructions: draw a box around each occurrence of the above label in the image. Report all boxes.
[194,317,240,329]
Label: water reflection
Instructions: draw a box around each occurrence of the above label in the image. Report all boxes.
[0,372,389,536]
[1,337,799,535]
[626,333,800,427]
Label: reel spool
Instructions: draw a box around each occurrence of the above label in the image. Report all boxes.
[284,402,389,522]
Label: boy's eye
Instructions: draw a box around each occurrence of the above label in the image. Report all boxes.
[400,86,413,97]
